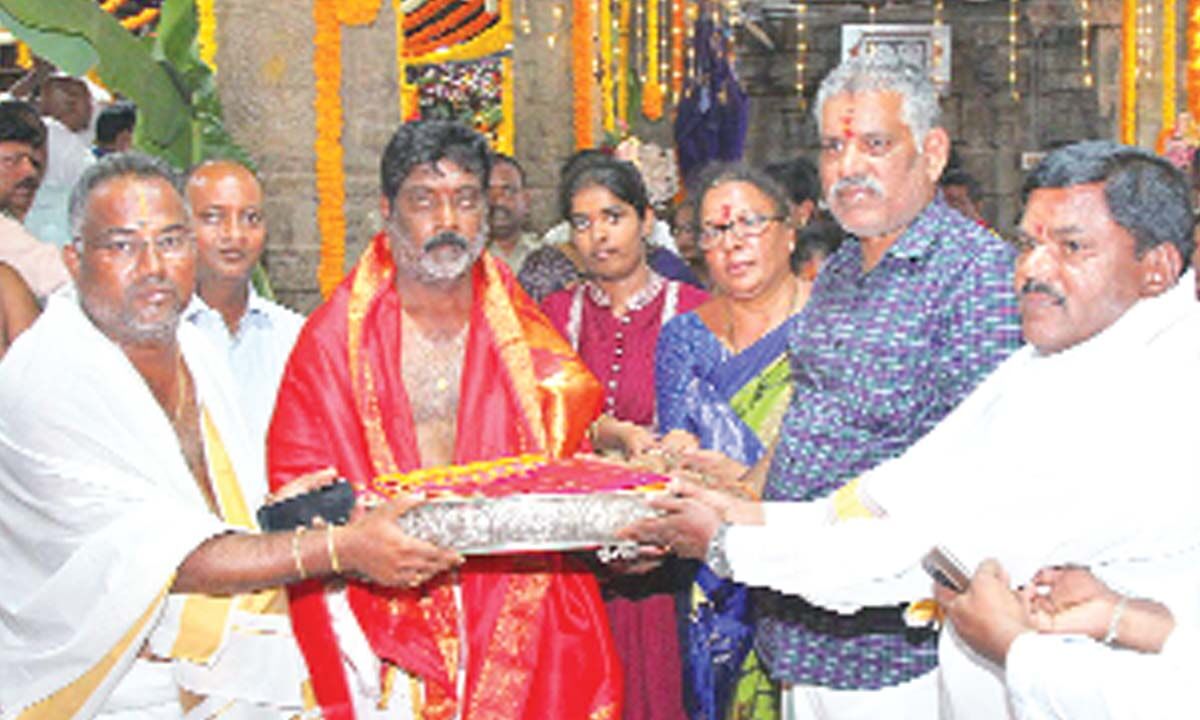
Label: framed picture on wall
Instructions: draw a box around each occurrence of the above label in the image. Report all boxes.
[841,24,952,94]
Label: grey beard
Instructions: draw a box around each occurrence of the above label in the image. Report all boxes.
[390,225,488,285]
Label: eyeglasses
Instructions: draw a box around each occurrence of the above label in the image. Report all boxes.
[698,214,786,250]
[77,230,195,264]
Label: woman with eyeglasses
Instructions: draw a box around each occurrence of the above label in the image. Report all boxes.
[540,154,707,720]
[654,162,814,720]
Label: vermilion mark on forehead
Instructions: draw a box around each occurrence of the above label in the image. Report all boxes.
[839,106,856,140]
[134,183,152,226]
[720,204,732,222]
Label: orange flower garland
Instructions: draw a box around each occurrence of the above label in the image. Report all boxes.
[121,7,160,31]
[1164,0,1178,127]
[1120,0,1137,144]
[313,0,347,298]
[617,0,632,126]
[572,0,594,148]
[1189,0,1200,121]
[337,0,383,25]
[641,0,663,120]
[670,0,684,101]
[100,0,126,13]
[601,0,615,134]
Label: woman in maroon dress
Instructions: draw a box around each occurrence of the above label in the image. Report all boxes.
[541,155,707,720]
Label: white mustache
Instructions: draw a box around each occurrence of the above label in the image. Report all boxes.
[831,175,884,197]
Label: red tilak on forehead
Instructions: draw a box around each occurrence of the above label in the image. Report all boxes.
[840,107,855,140]
[720,204,732,222]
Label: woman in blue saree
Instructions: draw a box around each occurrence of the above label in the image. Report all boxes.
[656,164,813,720]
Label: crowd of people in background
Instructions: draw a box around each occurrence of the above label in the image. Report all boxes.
[1,49,1198,720]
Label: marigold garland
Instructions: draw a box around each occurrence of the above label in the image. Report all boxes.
[121,7,160,31]
[1120,0,1137,144]
[100,0,126,13]
[500,52,515,155]
[1189,0,1200,120]
[196,0,218,72]
[572,0,594,149]
[641,0,663,120]
[616,0,631,126]
[313,0,346,298]
[670,0,684,101]
[1164,0,1178,129]
[337,0,384,25]
[601,0,615,133]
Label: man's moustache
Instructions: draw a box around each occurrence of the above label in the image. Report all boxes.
[423,231,469,252]
[831,175,884,197]
[1019,278,1066,305]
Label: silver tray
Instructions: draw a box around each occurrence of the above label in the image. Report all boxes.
[396,491,662,555]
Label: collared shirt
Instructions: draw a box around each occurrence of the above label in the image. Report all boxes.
[184,287,304,450]
[757,197,1022,690]
[24,116,95,248]
[487,231,542,273]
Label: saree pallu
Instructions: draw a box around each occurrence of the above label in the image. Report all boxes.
[668,317,794,720]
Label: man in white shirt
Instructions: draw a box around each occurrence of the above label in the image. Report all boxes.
[627,140,1200,720]
[25,73,96,247]
[182,159,304,450]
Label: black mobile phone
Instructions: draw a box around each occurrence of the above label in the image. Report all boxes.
[922,546,971,593]
[256,480,355,532]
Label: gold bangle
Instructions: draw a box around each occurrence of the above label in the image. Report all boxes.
[326,523,341,575]
[292,526,308,581]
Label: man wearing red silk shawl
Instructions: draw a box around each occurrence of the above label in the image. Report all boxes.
[268,121,621,719]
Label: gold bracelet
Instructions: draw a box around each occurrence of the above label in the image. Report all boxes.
[292,526,308,581]
[326,523,341,575]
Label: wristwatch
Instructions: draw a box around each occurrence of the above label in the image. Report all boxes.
[705,522,733,579]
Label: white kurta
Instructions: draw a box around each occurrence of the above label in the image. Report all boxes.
[0,288,306,718]
[724,275,1200,720]
[1003,624,1200,720]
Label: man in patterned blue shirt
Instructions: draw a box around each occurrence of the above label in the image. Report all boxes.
[748,56,1021,718]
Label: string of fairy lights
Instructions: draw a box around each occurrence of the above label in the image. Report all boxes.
[514,0,1143,126]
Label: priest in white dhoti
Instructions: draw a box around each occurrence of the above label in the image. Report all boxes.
[0,153,459,718]
[626,140,1200,720]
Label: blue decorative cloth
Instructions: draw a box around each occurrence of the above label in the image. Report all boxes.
[758,197,1023,690]
[673,16,748,183]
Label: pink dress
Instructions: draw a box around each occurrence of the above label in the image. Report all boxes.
[542,272,708,720]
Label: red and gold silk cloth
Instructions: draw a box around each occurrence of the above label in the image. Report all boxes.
[268,233,618,720]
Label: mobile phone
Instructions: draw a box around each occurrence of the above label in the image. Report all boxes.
[256,480,355,532]
[922,545,970,593]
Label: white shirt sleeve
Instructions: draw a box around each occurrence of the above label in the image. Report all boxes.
[1005,629,1198,720]
[724,499,934,610]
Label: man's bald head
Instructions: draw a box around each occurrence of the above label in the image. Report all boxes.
[186,160,266,287]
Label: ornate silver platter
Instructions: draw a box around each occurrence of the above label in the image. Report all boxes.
[396,491,663,555]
